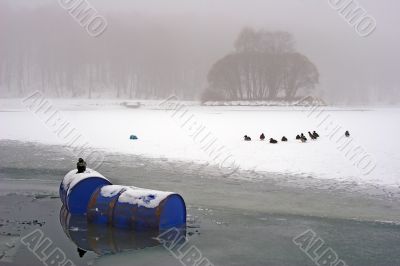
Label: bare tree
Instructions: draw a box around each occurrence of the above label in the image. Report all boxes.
[206,28,318,101]
[282,53,319,100]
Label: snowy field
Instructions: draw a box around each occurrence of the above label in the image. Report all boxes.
[1,98,399,188]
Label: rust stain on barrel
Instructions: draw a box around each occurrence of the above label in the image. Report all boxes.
[87,189,100,220]
[108,198,118,225]
[156,198,168,220]
[88,189,99,209]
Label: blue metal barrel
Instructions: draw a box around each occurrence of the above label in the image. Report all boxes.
[87,185,186,230]
[60,169,112,214]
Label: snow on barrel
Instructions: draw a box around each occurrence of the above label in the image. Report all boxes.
[60,168,112,214]
[87,185,186,230]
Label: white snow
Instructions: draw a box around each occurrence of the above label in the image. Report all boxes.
[117,186,174,208]
[100,185,126,198]
[99,185,175,208]
[62,168,108,195]
[1,98,400,188]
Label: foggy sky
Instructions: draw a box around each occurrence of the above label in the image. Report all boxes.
[1,0,399,104]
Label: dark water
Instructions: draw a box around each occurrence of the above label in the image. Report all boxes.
[1,140,400,266]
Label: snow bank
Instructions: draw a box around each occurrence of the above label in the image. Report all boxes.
[202,97,327,107]
[1,98,399,187]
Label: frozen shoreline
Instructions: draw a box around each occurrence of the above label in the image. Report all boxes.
[1,98,399,188]
[1,140,400,265]
[1,140,400,221]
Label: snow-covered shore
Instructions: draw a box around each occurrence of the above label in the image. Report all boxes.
[1,98,399,187]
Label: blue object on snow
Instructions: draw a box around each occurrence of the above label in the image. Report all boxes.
[130,135,138,140]
[59,169,112,214]
[87,185,187,230]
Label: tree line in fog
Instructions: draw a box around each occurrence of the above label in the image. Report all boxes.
[0,9,317,102]
[0,3,211,99]
[0,1,398,105]
[203,28,319,102]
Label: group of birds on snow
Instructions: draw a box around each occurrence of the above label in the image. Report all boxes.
[244,130,350,143]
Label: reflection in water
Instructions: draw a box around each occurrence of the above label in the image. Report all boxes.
[59,206,186,256]
[77,248,87,258]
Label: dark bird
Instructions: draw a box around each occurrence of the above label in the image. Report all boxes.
[300,134,307,142]
[313,131,319,138]
[308,131,316,140]
[244,135,252,141]
[260,133,265,141]
[281,136,288,142]
[345,131,350,137]
[270,138,278,144]
[296,135,301,140]
[77,158,86,173]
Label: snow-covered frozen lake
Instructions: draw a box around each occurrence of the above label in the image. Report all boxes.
[1,98,399,188]
[1,141,400,266]
[1,98,400,264]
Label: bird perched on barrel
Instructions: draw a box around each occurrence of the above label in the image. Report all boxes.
[76,158,87,173]
[260,133,265,141]
[345,131,350,137]
[308,131,316,140]
[313,131,319,138]
[281,136,288,142]
[244,135,252,141]
[270,138,278,144]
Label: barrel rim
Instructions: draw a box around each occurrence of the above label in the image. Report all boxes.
[66,176,112,214]
[61,168,110,196]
